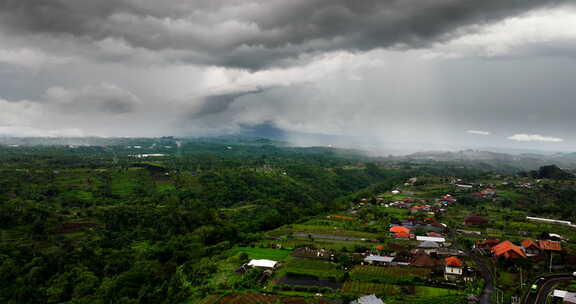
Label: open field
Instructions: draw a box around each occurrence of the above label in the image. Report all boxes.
[229,247,293,260]
[341,281,402,295]
[282,258,343,281]
[350,265,431,283]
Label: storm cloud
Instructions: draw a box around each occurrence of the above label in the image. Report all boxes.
[0,0,569,68]
[1,1,576,151]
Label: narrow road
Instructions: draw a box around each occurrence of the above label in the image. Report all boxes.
[524,273,575,304]
[469,249,495,304]
[450,225,493,304]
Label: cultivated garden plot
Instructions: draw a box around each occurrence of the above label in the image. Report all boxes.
[350,265,432,283]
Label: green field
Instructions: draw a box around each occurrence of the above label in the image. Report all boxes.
[350,265,431,283]
[228,247,292,260]
[341,281,402,295]
[282,258,343,280]
[414,286,462,297]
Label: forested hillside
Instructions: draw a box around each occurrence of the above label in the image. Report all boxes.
[0,138,419,303]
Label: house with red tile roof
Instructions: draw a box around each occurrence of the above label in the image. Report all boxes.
[539,240,562,252]
[393,231,413,240]
[390,226,411,234]
[521,240,541,257]
[444,256,464,280]
[492,241,526,259]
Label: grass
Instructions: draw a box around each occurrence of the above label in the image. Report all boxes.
[228,247,292,261]
[414,286,462,297]
[111,171,140,197]
[282,258,343,280]
[268,224,380,239]
[341,281,402,295]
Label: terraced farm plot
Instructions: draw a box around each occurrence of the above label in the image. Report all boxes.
[214,293,279,304]
[350,265,431,283]
[209,294,322,304]
[341,281,404,295]
[260,239,366,251]
[269,224,379,239]
[283,258,343,280]
[414,286,462,297]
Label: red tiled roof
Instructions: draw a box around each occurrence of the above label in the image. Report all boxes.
[492,241,526,259]
[539,240,561,251]
[445,256,464,267]
[521,240,540,250]
[390,226,411,234]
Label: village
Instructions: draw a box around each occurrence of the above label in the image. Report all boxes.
[202,175,576,304]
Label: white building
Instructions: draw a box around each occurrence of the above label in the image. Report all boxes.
[416,236,446,243]
[247,259,278,269]
[350,294,385,304]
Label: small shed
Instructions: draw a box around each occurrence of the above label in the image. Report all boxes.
[247,259,278,269]
[364,255,394,266]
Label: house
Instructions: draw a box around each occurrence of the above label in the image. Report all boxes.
[456,184,474,189]
[527,217,575,228]
[437,248,463,257]
[427,232,444,238]
[540,232,567,241]
[480,188,496,196]
[464,216,489,226]
[393,231,413,240]
[416,236,446,243]
[457,229,482,236]
[390,226,412,239]
[475,239,500,250]
[553,290,576,303]
[492,241,526,259]
[364,255,394,266]
[390,226,411,234]
[418,241,440,255]
[538,240,562,252]
[444,256,464,281]
[521,240,541,257]
[247,259,278,269]
[350,294,385,304]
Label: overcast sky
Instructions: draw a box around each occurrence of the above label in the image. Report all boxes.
[1,0,576,152]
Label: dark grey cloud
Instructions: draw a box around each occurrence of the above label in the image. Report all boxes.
[44,84,140,115]
[0,0,570,68]
[189,89,264,117]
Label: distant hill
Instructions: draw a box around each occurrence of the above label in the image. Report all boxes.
[401,149,576,171]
